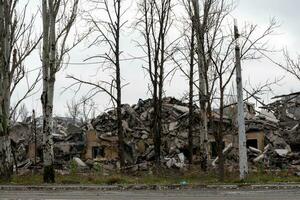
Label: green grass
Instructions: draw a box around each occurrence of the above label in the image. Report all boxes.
[2,169,300,185]
[243,170,300,184]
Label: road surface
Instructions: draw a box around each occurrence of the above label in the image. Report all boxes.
[1,189,300,200]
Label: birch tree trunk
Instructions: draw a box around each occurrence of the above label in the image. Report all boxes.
[0,0,12,180]
[192,0,208,170]
[0,0,41,179]
[41,0,55,183]
[41,0,79,182]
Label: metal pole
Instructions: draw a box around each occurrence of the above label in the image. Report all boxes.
[234,19,248,180]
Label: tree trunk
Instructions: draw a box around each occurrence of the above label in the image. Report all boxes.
[153,75,160,166]
[216,131,224,181]
[0,73,12,180]
[42,79,55,183]
[41,0,55,183]
[0,136,13,180]
[157,66,163,167]
[153,22,160,167]
[141,0,171,167]
[116,98,125,168]
[0,0,13,180]
[0,68,12,180]
[217,86,225,181]
[192,0,208,170]
[156,17,167,167]
[188,20,195,164]
[115,0,125,169]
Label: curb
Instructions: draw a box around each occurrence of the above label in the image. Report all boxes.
[1,184,300,191]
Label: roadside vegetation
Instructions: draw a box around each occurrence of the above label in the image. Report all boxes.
[2,168,300,186]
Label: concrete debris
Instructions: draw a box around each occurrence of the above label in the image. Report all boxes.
[9,94,300,174]
[166,158,176,168]
[263,92,300,151]
[165,153,186,169]
[73,157,88,168]
[249,147,262,154]
[212,143,233,167]
[275,149,289,157]
[253,154,264,163]
[219,92,300,171]
[295,172,300,177]
[87,97,201,170]
[9,117,85,171]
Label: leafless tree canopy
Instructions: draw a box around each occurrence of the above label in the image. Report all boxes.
[67,0,127,168]
[66,97,97,123]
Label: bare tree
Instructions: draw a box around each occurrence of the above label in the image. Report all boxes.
[9,73,41,121]
[187,6,196,165]
[272,50,300,81]
[41,0,79,183]
[18,104,29,122]
[66,100,81,123]
[80,96,96,123]
[191,0,209,170]
[209,17,278,180]
[180,0,279,180]
[136,0,174,166]
[172,0,197,164]
[0,0,41,180]
[65,97,97,124]
[172,0,223,166]
[67,0,127,168]
[11,103,29,124]
[189,0,236,170]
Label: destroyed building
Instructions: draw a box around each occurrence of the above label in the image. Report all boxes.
[9,117,86,171]
[9,94,300,173]
[264,92,300,151]
[182,98,296,170]
[83,97,290,171]
[86,97,201,170]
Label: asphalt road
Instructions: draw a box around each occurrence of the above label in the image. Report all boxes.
[1,189,300,200]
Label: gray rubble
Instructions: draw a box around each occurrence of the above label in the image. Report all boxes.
[9,117,85,172]
[9,94,300,174]
[89,97,201,170]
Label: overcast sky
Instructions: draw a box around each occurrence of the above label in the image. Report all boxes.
[234,0,300,99]
[12,0,300,117]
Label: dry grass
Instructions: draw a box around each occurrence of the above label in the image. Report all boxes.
[2,168,300,185]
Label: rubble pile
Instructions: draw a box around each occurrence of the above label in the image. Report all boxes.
[52,122,85,166]
[90,97,200,170]
[253,92,300,171]
[264,93,300,149]
[224,101,297,171]
[9,123,34,169]
[244,122,294,170]
[9,93,300,174]
[9,117,85,171]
